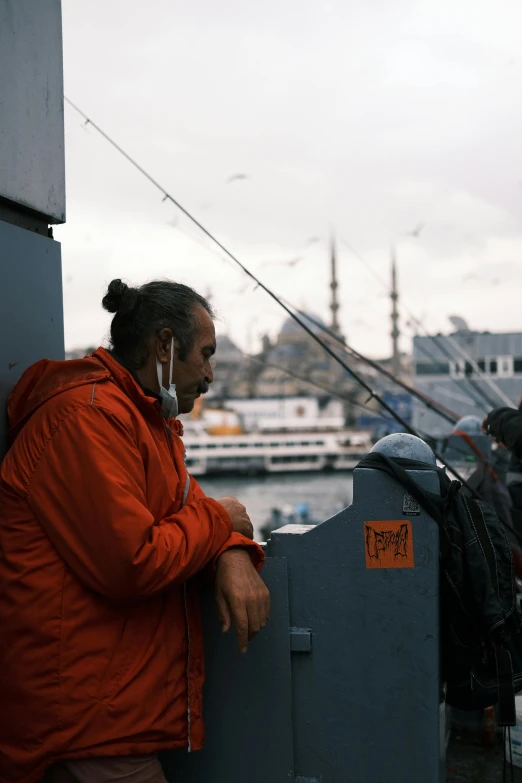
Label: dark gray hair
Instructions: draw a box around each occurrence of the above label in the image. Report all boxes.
[102,279,214,368]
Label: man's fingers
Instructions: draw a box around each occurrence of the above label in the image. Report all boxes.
[264,588,271,625]
[215,554,271,653]
[215,590,231,633]
[255,585,271,631]
[230,600,249,653]
[246,596,261,641]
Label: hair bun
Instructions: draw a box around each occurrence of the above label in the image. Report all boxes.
[102,279,138,314]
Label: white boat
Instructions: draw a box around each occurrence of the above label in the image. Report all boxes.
[180,397,372,476]
[182,430,371,476]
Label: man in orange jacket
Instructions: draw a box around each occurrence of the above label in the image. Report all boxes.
[0,279,269,783]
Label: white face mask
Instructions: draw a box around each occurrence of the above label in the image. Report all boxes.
[156,338,178,419]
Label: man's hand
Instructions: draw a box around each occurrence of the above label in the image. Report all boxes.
[215,548,270,653]
[217,496,254,540]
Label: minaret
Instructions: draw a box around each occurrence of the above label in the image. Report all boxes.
[330,234,340,335]
[390,246,401,378]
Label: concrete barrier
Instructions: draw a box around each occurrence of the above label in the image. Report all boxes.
[163,433,444,782]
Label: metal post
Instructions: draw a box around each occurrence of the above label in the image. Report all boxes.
[330,234,340,336]
[0,0,66,457]
[391,246,401,379]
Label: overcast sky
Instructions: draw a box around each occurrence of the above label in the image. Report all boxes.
[57,0,522,359]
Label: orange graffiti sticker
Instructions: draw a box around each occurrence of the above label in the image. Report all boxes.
[364,520,414,569]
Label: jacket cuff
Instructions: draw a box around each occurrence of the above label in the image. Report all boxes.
[212,533,265,572]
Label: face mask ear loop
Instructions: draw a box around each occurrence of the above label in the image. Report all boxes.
[169,338,175,388]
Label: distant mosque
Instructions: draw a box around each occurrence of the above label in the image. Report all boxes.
[252,238,348,394]
[207,238,380,423]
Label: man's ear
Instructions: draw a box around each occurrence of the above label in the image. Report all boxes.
[172,335,182,359]
[157,328,174,361]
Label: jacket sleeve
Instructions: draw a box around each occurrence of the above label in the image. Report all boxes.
[27,405,233,600]
[485,407,522,459]
[189,478,265,573]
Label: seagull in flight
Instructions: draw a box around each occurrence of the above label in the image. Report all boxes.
[409,222,425,238]
[259,256,303,269]
[226,173,250,184]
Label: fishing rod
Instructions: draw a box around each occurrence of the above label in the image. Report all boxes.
[398,328,494,414]
[62,98,466,434]
[427,333,501,411]
[243,352,522,544]
[278,304,522,546]
[65,97,522,542]
[64,100,423,430]
[416,346,492,415]
[444,332,515,408]
[407,310,508,411]
[432,384,484,409]
[467,377,500,410]
[341,238,510,413]
[276,300,461,426]
[414,341,488,414]
[404,317,505,412]
[270,308,522,540]
[243,355,376,417]
[243,353,439,442]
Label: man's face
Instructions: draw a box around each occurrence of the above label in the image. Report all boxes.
[169,305,216,414]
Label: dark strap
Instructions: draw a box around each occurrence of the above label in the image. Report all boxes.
[464,497,499,597]
[467,498,516,726]
[495,647,516,726]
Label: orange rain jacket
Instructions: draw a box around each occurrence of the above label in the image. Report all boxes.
[0,348,264,783]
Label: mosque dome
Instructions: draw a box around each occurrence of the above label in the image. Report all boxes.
[280,311,327,337]
[215,334,242,363]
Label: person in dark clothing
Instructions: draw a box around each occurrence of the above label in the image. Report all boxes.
[483,406,522,458]
[483,404,522,540]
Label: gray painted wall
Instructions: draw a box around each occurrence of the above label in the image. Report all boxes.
[0,221,64,456]
[0,0,65,223]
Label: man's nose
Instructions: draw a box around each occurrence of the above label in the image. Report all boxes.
[205,364,214,384]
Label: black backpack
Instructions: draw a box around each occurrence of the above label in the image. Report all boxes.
[359,452,522,725]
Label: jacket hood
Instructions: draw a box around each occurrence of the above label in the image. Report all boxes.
[7,348,183,442]
[7,352,111,441]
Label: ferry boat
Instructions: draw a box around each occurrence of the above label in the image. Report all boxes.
[182,429,371,476]
[180,396,372,476]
